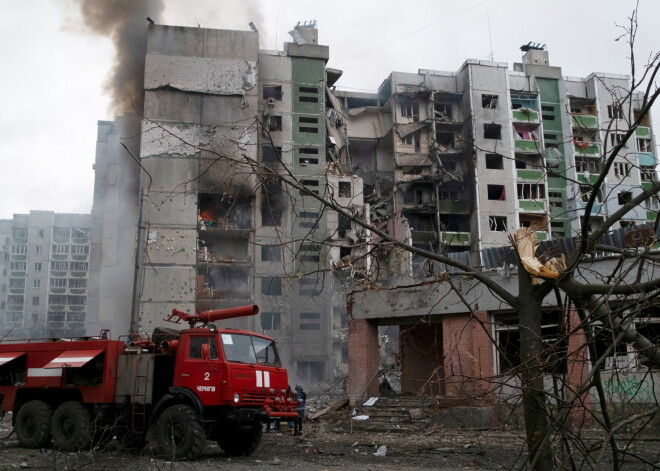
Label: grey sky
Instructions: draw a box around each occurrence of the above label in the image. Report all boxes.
[1,0,657,219]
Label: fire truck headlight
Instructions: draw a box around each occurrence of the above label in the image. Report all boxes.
[269,388,275,394]
[275,397,281,403]
[233,393,240,403]
[281,389,287,394]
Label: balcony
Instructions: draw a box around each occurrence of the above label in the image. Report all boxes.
[572,114,598,130]
[573,141,601,157]
[519,200,545,212]
[69,288,87,295]
[437,200,471,215]
[535,231,549,242]
[517,169,544,181]
[514,139,541,154]
[578,202,603,215]
[647,211,657,221]
[638,152,656,167]
[411,230,437,244]
[441,232,470,246]
[512,109,539,124]
[50,288,66,294]
[577,173,600,184]
[636,126,651,137]
[9,288,25,295]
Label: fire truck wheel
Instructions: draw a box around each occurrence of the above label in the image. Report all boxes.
[217,423,263,456]
[15,400,52,449]
[51,401,94,451]
[156,404,206,460]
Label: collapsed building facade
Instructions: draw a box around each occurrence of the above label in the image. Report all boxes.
[82,21,658,402]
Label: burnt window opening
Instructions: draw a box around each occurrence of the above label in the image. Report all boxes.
[299,211,320,219]
[261,312,281,330]
[199,193,252,230]
[519,214,548,232]
[436,132,454,147]
[299,86,319,94]
[261,245,282,262]
[618,191,633,206]
[517,183,546,200]
[482,94,499,109]
[263,85,283,100]
[299,157,319,166]
[486,153,503,169]
[404,189,425,205]
[338,182,351,197]
[261,145,282,164]
[300,96,319,103]
[484,123,502,139]
[487,185,506,200]
[261,277,282,296]
[300,126,319,134]
[620,220,636,228]
[400,99,420,121]
[339,246,352,258]
[608,104,624,119]
[261,178,285,227]
[440,158,457,170]
[299,147,319,154]
[434,103,453,121]
[544,133,558,141]
[266,115,283,131]
[338,214,351,238]
[301,179,319,188]
[404,212,437,232]
[299,117,318,124]
[489,216,507,232]
[197,265,250,299]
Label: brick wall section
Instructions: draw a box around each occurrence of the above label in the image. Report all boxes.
[346,319,379,406]
[442,311,494,398]
[400,323,444,395]
[565,307,592,427]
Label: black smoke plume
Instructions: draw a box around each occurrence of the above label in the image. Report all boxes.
[74,0,165,115]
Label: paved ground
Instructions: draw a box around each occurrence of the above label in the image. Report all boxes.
[0,419,658,470]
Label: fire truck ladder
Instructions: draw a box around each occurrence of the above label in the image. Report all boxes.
[131,355,151,433]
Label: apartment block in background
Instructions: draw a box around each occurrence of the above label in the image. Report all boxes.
[0,211,91,338]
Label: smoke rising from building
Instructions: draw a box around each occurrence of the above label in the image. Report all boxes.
[73,0,165,115]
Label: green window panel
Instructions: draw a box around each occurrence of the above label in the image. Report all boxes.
[517,169,544,180]
[441,232,470,245]
[515,140,540,151]
[636,126,650,137]
[519,200,545,211]
[647,211,657,220]
[577,173,600,184]
[535,231,548,242]
[572,115,598,129]
[512,110,539,123]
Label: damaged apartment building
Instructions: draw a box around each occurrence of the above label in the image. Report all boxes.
[120,22,364,385]
[87,22,656,393]
[337,44,656,278]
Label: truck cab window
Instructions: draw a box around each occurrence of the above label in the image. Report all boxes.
[189,336,218,360]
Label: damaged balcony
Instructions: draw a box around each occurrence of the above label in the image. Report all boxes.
[575,157,602,184]
[519,214,549,242]
[432,92,464,131]
[573,140,601,157]
[196,264,250,301]
[570,97,598,130]
[510,93,540,124]
[434,132,465,157]
[513,124,541,153]
[515,154,545,181]
[517,182,546,212]
[198,193,252,232]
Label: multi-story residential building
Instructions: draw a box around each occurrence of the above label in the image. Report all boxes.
[126,22,363,385]
[338,45,656,279]
[0,211,91,338]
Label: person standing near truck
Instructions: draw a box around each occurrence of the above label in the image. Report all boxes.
[293,385,306,436]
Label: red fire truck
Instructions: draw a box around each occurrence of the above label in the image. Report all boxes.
[0,305,298,459]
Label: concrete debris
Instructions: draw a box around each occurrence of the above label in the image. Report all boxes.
[363,397,379,407]
[352,415,370,421]
[309,398,349,420]
[373,445,387,456]
[408,408,426,420]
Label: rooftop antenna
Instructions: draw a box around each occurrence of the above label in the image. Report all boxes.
[487,12,494,61]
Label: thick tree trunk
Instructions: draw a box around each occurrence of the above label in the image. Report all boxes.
[517,265,554,471]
